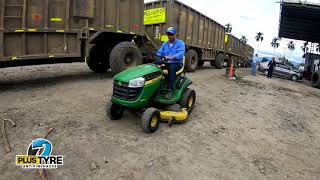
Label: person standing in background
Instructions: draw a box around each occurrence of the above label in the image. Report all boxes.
[251,54,259,76]
[267,57,276,78]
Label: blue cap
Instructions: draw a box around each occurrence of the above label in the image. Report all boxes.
[166,27,176,34]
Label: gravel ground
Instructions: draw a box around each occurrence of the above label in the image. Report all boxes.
[1,62,320,180]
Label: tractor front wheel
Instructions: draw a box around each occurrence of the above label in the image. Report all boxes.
[106,102,124,120]
[140,108,160,133]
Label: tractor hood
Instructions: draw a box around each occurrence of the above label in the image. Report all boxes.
[114,64,162,82]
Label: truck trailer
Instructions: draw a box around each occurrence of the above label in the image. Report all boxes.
[0,0,145,74]
[0,0,254,74]
[144,0,253,71]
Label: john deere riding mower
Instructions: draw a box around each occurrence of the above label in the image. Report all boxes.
[106,58,196,133]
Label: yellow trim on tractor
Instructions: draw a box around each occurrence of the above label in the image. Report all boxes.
[160,108,188,122]
[144,76,163,85]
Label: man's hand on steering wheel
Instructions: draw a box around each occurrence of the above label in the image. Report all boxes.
[154,55,165,65]
[165,56,174,60]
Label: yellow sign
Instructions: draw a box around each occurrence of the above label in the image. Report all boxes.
[16,156,40,165]
[144,8,166,25]
[225,35,229,43]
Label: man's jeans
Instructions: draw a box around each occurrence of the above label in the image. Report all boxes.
[251,63,257,76]
[166,63,182,91]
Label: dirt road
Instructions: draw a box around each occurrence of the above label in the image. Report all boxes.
[1,63,320,180]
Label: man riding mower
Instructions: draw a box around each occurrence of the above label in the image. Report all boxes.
[106,27,196,133]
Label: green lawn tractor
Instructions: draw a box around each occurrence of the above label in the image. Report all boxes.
[106,58,196,133]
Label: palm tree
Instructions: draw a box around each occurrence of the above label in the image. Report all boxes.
[271,37,280,56]
[240,35,248,44]
[287,41,295,61]
[225,23,232,34]
[255,32,264,54]
[301,41,309,54]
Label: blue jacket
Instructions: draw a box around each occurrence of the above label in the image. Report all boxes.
[156,39,185,64]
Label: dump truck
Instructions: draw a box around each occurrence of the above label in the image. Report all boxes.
[246,45,254,60]
[144,0,254,71]
[0,0,253,74]
[0,0,146,74]
[242,44,254,67]
[224,34,250,68]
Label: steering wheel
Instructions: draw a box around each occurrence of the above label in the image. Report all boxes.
[153,55,167,65]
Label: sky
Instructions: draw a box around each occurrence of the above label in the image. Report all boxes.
[144,0,320,63]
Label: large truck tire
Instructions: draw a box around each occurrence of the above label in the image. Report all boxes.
[212,53,224,69]
[311,71,320,88]
[109,42,143,75]
[233,57,238,68]
[238,58,244,67]
[198,60,205,67]
[87,45,110,73]
[185,49,198,72]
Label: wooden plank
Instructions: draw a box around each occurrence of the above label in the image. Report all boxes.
[65,0,70,29]
[116,0,120,29]
[44,0,48,54]
[21,0,27,55]
[0,0,4,29]
[0,31,3,58]
[197,14,201,46]
[44,0,48,29]
[101,0,105,29]
[0,0,3,58]
[22,0,26,28]
[185,7,189,43]
[44,33,48,54]
[129,0,132,33]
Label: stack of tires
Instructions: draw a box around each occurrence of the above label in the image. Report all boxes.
[311,70,320,88]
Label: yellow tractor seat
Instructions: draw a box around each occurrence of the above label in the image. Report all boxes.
[162,57,185,75]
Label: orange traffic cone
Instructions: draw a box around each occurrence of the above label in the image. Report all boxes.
[229,60,234,79]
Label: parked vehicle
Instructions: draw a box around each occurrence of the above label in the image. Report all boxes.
[259,63,302,81]
[258,57,271,72]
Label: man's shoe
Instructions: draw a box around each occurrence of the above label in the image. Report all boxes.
[164,91,172,99]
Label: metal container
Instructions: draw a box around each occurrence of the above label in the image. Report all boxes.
[0,0,144,66]
[144,0,225,60]
[225,34,247,59]
[246,45,254,59]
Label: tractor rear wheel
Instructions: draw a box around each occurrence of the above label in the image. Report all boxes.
[179,88,196,113]
[163,104,182,112]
